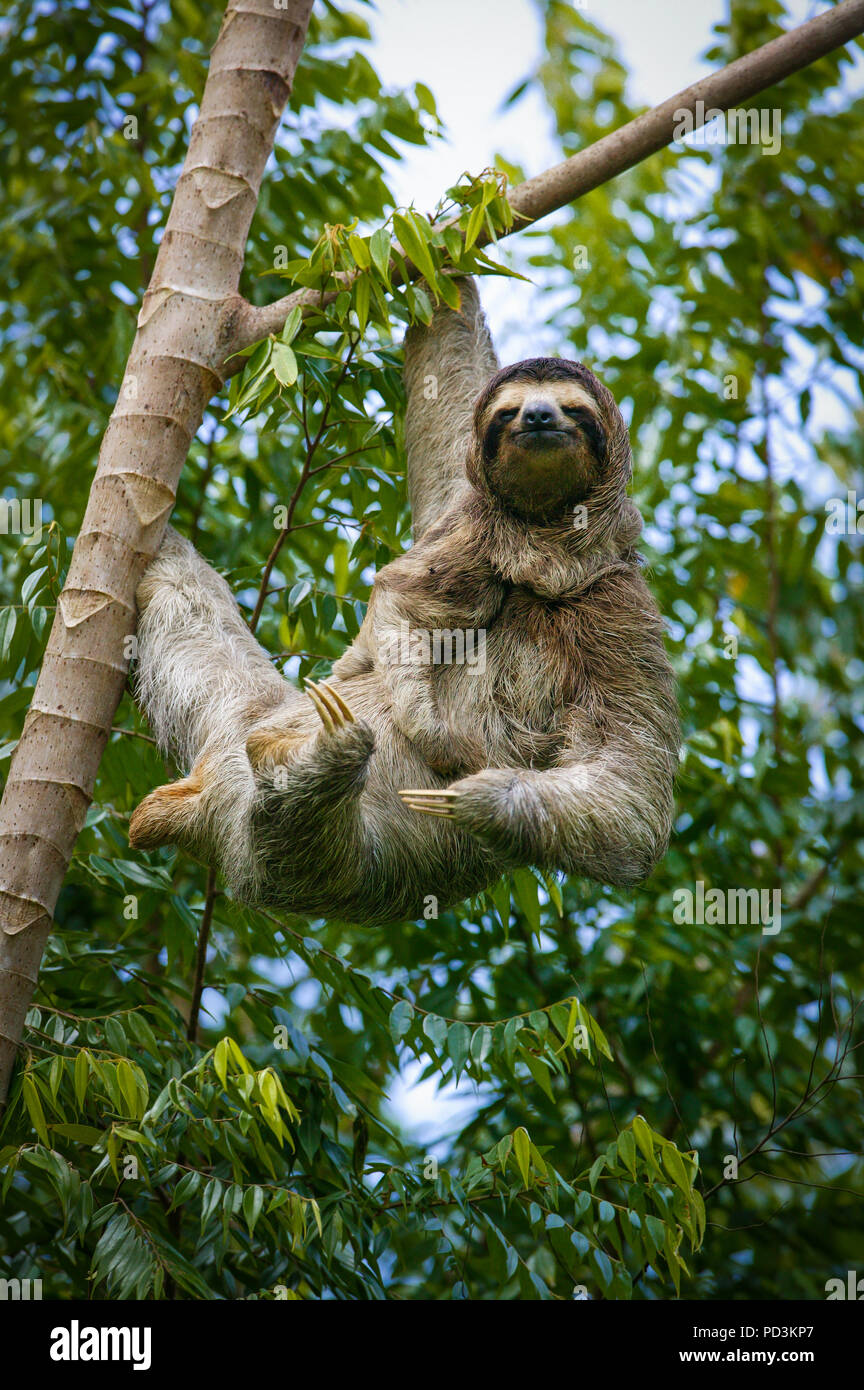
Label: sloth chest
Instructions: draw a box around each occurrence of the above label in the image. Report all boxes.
[432,591,590,765]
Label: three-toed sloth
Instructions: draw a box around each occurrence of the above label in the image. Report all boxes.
[130,278,679,924]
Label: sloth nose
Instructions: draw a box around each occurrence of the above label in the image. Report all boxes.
[521,403,557,429]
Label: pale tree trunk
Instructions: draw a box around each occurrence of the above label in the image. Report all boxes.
[1,0,863,1102]
[0,0,315,1099]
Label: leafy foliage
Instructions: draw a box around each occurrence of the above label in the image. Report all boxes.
[0,0,862,1300]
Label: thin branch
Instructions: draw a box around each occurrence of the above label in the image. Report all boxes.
[187,869,218,1044]
[248,339,359,633]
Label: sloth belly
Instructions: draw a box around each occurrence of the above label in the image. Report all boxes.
[249,666,497,922]
[432,595,581,770]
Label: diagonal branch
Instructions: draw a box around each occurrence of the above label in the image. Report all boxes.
[236,0,864,353]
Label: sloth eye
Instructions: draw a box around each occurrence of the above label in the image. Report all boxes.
[562,406,595,423]
[496,408,518,422]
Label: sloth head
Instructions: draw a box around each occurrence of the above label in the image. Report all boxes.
[467,358,631,523]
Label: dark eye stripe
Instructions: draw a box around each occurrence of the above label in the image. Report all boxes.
[563,407,606,462]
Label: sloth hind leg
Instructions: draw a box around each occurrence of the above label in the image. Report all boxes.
[129,745,228,853]
[129,769,204,850]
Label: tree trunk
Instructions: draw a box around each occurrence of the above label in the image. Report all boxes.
[0,0,315,1100]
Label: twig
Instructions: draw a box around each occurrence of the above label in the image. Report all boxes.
[187,869,218,1044]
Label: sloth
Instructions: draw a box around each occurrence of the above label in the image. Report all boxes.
[129,278,679,924]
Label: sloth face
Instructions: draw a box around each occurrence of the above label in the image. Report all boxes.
[476,370,608,521]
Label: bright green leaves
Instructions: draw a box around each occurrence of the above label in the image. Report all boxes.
[455,167,515,251]
[393,211,439,286]
[227,171,522,429]
[430,1115,702,1301]
[586,1118,704,1293]
[210,1038,300,1148]
[380,981,613,1097]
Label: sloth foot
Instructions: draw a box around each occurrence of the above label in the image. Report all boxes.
[398,788,459,820]
[305,679,356,733]
[130,772,203,849]
[247,682,357,769]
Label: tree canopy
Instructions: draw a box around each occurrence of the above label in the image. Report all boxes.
[0,0,862,1300]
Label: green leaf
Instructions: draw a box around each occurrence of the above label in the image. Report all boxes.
[243,1185,265,1235]
[280,306,303,343]
[49,1123,103,1144]
[632,1115,654,1164]
[22,1076,49,1145]
[617,1128,637,1179]
[272,342,298,387]
[591,1248,614,1291]
[213,1038,229,1089]
[347,234,371,269]
[464,202,486,250]
[422,1014,447,1050]
[0,609,16,663]
[393,211,439,286]
[369,227,391,281]
[512,1126,531,1187]
[117,1060,141,1119]
[447,1022,470,1078]
[388,999,414,1044]
[661,1143,692,1196]
[469,1025,492,1064]
[74,1050,91,1108]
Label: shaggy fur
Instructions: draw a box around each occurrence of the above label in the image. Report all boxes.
[129,278,679,923]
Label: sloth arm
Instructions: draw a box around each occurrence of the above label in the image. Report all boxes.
[402,575,680,886]
[403,277,499,540]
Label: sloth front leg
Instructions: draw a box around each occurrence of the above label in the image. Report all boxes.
[400,756,672,888]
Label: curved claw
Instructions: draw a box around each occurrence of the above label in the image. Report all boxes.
[398,788,459,819]
[306,679,356,733]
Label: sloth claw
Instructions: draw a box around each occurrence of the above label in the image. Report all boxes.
[306,679,356,733]
[398,788,459,819]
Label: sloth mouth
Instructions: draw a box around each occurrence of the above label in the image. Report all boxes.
[515,426,573,443]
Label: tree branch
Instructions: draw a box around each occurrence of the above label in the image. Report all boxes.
[236,0,864,352]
